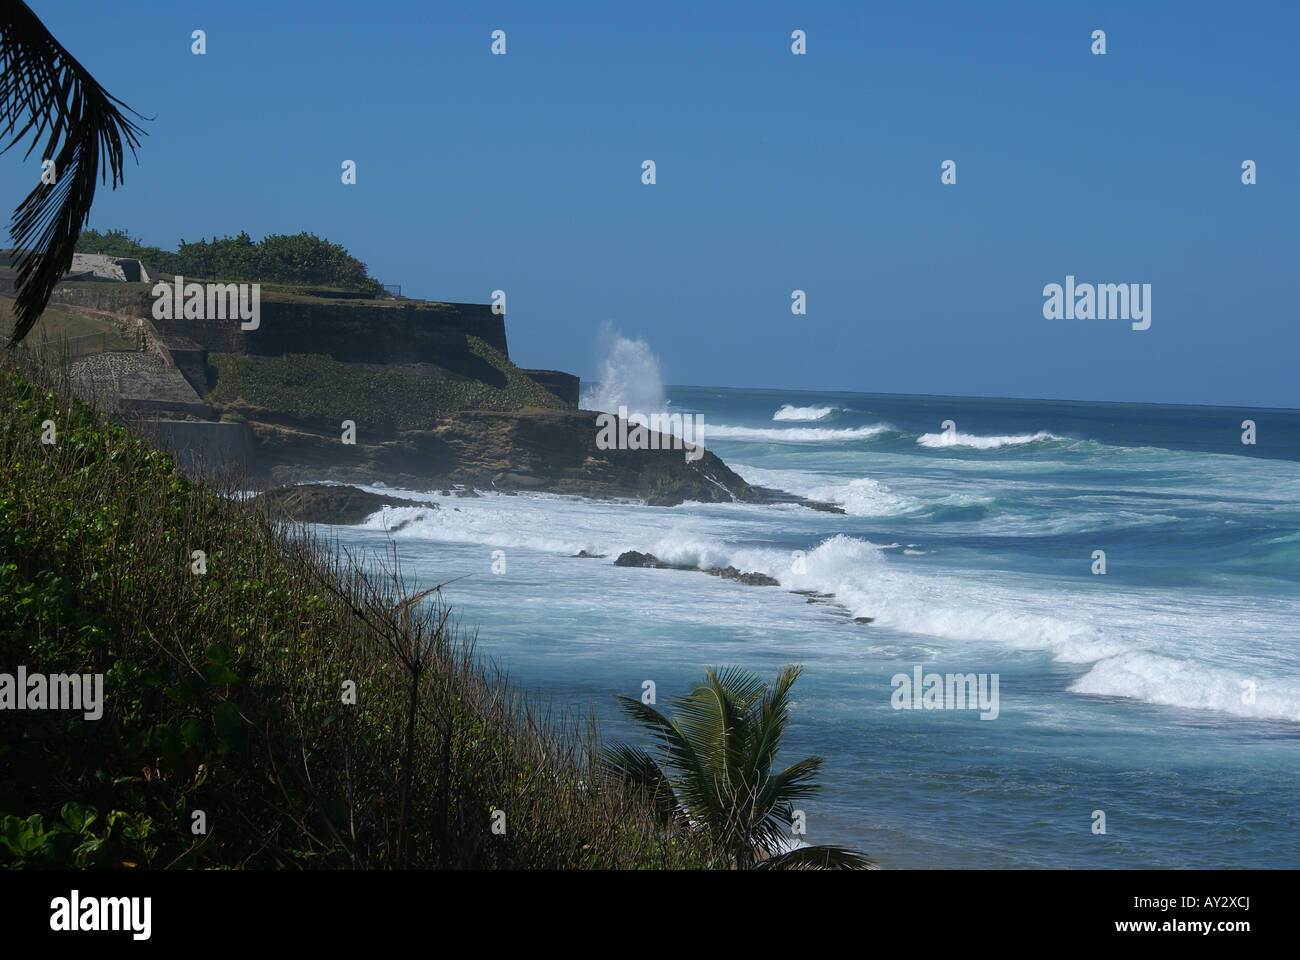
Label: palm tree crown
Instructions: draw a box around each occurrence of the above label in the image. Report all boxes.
[601,664,871,869]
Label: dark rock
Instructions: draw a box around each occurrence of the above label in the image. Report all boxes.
[614,550,659,568]
[575,550,606,559]
[804,500,847,514]
[705,566,780,586]
[519,368,580,406]
[386,510,439,532]
[226,404,852,513]
[420,409,766,507]
[250,483,431,525]
[749,485,846,514]
[498,472,547,488]
[853,617,875,624]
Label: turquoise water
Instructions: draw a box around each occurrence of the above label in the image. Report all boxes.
[330,387,1300,868]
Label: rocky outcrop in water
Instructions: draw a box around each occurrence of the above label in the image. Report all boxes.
[245,409,847,510]
[614,550,661,568]
[250,483,431,525]
[612,553,781,585]
[704,566,780,586]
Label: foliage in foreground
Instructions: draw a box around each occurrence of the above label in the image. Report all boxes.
[0,353,714,869]
[601,666,871,869]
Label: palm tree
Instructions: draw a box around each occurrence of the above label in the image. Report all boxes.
[2,0,146,346]
[600,664,871,869]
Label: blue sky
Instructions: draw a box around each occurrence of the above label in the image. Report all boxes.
[6,1,1298,407]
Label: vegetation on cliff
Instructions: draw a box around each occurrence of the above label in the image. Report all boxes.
[1,295,135,351]
[0,352,715,868]
[205,335,567,429]
[75,228,382,295]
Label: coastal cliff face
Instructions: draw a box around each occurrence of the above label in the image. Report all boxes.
[246,408,760,507]
[518,369,580,406]
[37,281,765,507]
[47,284,509,366]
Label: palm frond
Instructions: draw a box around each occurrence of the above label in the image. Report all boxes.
[759,844,874,870]
[596,742,683,827]
[1,0,147,346]
[761,754,826,807]
[612,695,720,817]
[745,664,802,776]
[704,665,768,712]
[674,670,748,783]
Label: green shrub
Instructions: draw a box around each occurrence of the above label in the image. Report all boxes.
[75,228,382,294]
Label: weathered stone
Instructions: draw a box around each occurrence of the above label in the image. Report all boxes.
[704,566,780,586]
[614,551,660,568]
[250,483,431,525]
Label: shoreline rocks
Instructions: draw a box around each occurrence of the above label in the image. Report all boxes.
[612,552,781,587]
[614,550,661,568]
[250,483,432,525]
[250,483,875,621]
[704,565,780,586]
[240,407,848,513]
[609,551,874,623]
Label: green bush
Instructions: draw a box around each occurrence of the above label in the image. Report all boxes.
[75,228,382,294]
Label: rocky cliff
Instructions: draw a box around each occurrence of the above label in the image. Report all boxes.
[47,284,509,368]
[35,279,832,512]
[244,408,761,507]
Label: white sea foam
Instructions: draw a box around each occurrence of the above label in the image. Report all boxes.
[731,464,916,516]
[356,495,597,556]
[580,323,668,415]
[761,534,1124,664]
[340,474,1300,725]
[352,500,1119,675]
[773,404,837,421]
[707,423,892,443]
[916,430,1063,449]
[1069,651,1300,723]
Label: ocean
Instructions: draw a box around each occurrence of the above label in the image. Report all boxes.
[327,385,1300,868]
